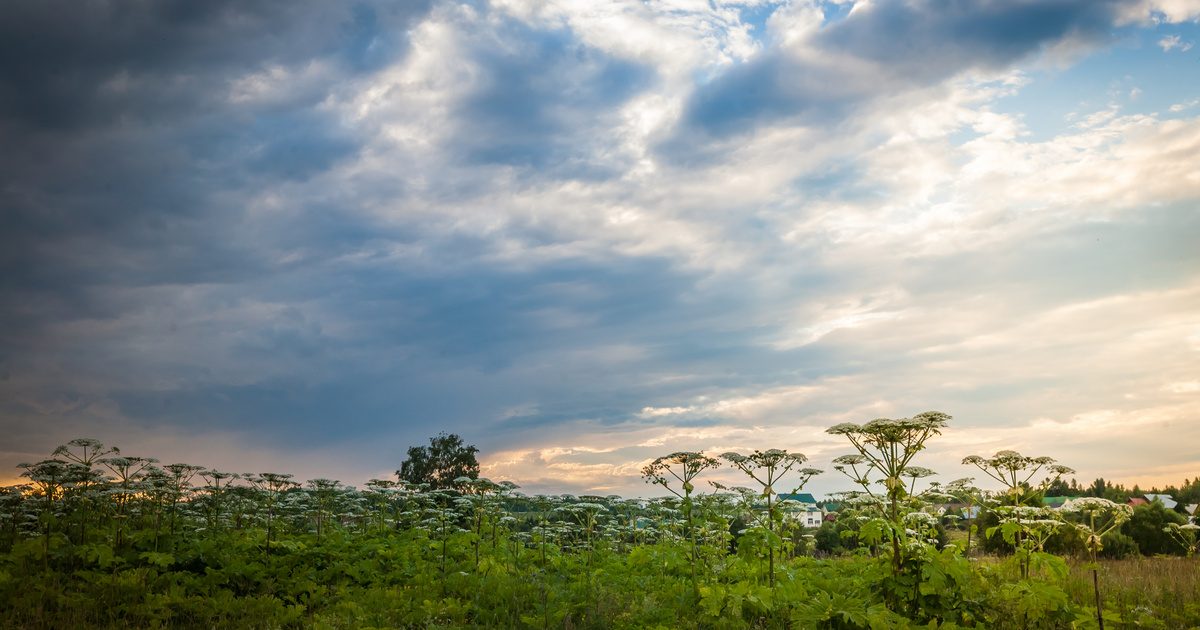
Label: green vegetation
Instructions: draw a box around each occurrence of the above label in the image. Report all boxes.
[2,422,1198,629]
[397,433,481,490]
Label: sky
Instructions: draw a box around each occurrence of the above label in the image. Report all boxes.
[1,0,1199,498]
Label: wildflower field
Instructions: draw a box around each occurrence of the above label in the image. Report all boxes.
[3,413,1198,629]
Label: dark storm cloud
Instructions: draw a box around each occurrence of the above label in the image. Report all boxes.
[82,253,837,448]
[0,0,431,130]
[450,18,653,174]
[0,2,439,467]
[678,0,1124,139]
[0,0,431,345]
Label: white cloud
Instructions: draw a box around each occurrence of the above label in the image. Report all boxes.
[1120,0,1200,24]
[1158,34,1195,52]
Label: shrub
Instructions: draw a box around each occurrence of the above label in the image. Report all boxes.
[814,521,845,556]
[1123,502,1186,555]
[1099,531,1139,559]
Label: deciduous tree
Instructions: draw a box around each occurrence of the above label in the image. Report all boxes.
[398,433,480,489]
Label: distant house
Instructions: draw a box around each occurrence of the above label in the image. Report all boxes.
[1127,497,1149,507]
[934,502,982,519]
[778,493,824,528]
[1186,504,1198,517]
[1144,494,1178,510]
[1042,496,1070,509]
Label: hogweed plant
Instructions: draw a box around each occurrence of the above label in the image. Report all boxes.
[0,485,30,551]
[1063,497,1132,630]
[421,488,468,598]
[990,505,1068,582]
[163,463,204,541]
[641,451,720,591]
[557,497,609,564]
[17,459,78,568]
[98,455,156,548]
[962,450,1074,578]
[827,411,949,578]
[53,439,117,545]
[245,472,299,554]
[362,479,400,534]
[943,477,987,557]
[718,449,821,588]
[196,469,238,532]
[1163,522,1200,557]
[961,451,1074,508]
[305,478,344,544]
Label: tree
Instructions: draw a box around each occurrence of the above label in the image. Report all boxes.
[1123,500,1186,555]
[397,433,480,489]
[1044,477,1072,497]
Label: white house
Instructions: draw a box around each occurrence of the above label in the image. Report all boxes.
[779,493,825,528]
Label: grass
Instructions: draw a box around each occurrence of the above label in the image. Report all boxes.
[950,532,1200,628]
[1062,556,1200,627]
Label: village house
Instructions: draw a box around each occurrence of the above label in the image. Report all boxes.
[778,493,825,528]
[1143,494,1178,509]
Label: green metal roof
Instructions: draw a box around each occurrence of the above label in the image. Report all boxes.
[778,493,818,504]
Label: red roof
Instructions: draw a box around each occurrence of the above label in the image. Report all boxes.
[1127,497,1148,506]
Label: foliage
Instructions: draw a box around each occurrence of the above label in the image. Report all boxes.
[1122,501,1187,555]
[397,433,480,489]
[1098,531,1139,560]
[716,448,821,587]
[963,450,1075,579]
[1163,522,1200,557]
[1061,497,1133,629]
[814,520,847,555]
[827,410,949,615]
[1,429,1197,629]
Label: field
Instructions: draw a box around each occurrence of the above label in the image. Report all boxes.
[5,430,1199,628]
[1063,557,1200,628]
[2,529,1199,629]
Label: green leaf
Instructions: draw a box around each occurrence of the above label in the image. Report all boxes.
[139,551,174,569]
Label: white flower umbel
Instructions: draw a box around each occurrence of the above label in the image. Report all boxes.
[827,411,949,577]
[963,450,1074,579]
[641,451,720,591]
[1164,522,1200,557]
[718,448,821,588]
[1062,497,1133,630]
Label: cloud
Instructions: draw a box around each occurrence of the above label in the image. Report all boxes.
[673,0,1123,144]
[2,0,1199,495]
[1159,34,1195,51]
[667,0,1200,160]
[0,0,434,349]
